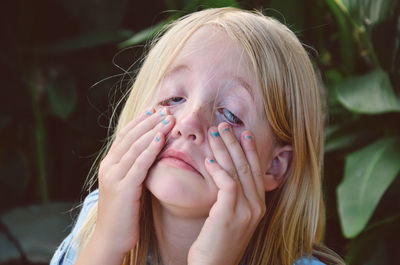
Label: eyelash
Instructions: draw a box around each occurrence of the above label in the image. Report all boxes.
[158,97,244,126]
[159,97,185,106]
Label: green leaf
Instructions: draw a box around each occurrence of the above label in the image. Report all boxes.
[325,120,376,153]
[335,68,400,114]
[268,0,305,33]
[46,70,77,120]
[325,0,356,72]
[336,0,398,29]
[119,0,239,48]
[337,137,400,238]
[325,131,362,153]
[119,22,166,48]
[182,0,239,10]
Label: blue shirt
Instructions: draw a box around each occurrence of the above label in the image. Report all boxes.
[50,189,325,265]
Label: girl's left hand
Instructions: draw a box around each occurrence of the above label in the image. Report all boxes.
[187,122,266,265]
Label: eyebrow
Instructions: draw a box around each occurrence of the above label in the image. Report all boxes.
[230,74,254,101]
[163,64,255,101]
[163,64,190,79]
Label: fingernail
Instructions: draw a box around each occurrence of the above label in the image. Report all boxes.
[159,108,166,116]
[211,131,220,137]
[245,135,252,139]
[161,119,169,125]
[159,107,170,116]
[209,158,215,163]
[155,136,160,142]
[145,110,153,115]
[223,127,230,132]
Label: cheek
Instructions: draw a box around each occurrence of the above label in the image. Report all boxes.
[255,136,275,172]
[232,128,244,142]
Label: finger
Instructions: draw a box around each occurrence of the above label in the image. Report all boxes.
[239,130,265,199]
[107,108,170,166]
[114,115,175,178]
[123,132,166,187]
[204,157,237,210]
[217,123,258,203]
[108,108,156,155]
[119,108,156,138]
[207,126,237,179]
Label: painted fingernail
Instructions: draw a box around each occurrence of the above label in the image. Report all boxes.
[161,119,169,125]
[159,107,170,117]
[159,108,166,116]
[223,127,230,132]
[245,135,252,139]
[155,136,160,142]
[209,158,215,163]
[145,109,153,115]
[211,131,220,137]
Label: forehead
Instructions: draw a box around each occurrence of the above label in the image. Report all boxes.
[169,26,254,78]
[165,26,261,99]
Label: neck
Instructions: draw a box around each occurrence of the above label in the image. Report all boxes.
[151,195,207,265]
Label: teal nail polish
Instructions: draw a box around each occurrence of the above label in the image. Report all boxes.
[211,131,220,137]
[246,135,252,139]
[145,110,152,115]
[155,136,160,142]
[161,119,169,125]
[223,127,229,132]
[209,158,215,163]
[160,112,165,117]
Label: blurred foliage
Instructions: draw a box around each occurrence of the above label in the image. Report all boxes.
[0,0,399,264]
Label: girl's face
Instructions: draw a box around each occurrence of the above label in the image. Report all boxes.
[145,26,276,217]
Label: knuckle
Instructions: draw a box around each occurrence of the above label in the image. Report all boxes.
[255,171,263,180]
[227,168,237,177]
[224,177,237,192]
[225,135,237,146]
[126,130,137,142]
[253,204,266,218]
[237,163,250,175]
[241,208,252,224]
[133,158,145,170]
[98,161,109,177]
[133,156,148,171]
[129,141,141,154]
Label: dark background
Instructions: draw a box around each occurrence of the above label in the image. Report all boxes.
[0,0,399,264]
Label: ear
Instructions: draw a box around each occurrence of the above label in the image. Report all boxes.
[264,144,292,191]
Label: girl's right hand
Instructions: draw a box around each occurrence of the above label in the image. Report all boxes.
[94,107,175,257]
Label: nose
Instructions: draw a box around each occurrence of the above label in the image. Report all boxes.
[170,105,211,144]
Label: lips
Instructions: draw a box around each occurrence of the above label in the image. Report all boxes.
[158,148,200,174]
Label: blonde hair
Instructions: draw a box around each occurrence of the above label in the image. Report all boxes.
[70,7,344,265]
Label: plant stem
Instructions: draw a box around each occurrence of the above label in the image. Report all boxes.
[29,75,49,203]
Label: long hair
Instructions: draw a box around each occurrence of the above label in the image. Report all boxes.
[71,7,344,265]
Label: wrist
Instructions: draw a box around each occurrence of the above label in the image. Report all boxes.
[80,230,128,263]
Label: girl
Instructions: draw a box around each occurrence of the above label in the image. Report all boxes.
[51,7,344,265]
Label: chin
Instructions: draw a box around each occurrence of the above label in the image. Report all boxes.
[145,162,217,217]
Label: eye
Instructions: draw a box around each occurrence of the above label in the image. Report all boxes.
[219,108,243,126]
[159,97,186,106]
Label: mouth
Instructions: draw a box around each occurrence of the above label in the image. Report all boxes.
[158,149,201,176]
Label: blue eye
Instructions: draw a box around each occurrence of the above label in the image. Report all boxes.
[159,97,186,106]
[220,108,243,125]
